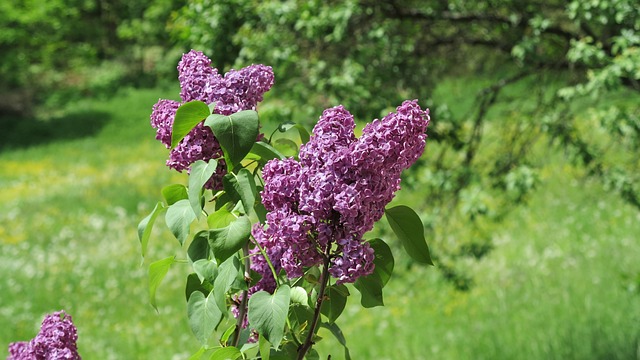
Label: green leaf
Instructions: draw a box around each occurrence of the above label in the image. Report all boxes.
[268,342,298,360]
[320,322,351,360]
[239,334,259,353]
[166,199,197,245]
[223,169,258,219]
[248,141,285,162]
[188,291,223,346]
[194,259,218,284]
[274,138,298,156]
[353,270,384,308]
[172,100,210,148]
[248,285,291,349]
[207,204,237,229]
[255,193,267,224]
[320,284,349,323]
[353,239,394,308]
[214,192,232,211]
[188,347,207,360]
[189,160,218,219]
[209,346,241,360]
[385,205,433,265]
[290,286,309,306]
[208,216,252,264]
[259,334,271,360]
[305,349,319,360]
[368,238,394,287]
[186,272,211,301]
[138,202,165,259]
[148,256,175,311]
[220,324,236,345]
[278,122,310,144]
[162,184,188,205]
[213,256,242,312]
[188,231,211,263]
[205,110,259,170]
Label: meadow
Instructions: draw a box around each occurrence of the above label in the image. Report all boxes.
[1,85,639,359]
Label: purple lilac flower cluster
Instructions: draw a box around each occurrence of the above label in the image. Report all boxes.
[8,311,81,360]
[150,50,274,190]
[251,100,430,290]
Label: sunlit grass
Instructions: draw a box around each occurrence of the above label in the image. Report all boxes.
[0,87,199,359]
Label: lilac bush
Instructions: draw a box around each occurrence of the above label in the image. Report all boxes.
[150,50,274,190]
[139,49,433,359]
[8,311,80,360]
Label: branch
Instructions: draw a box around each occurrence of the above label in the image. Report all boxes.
[297,246,332,359]
[231,244,251,347]
[420,35,513,54]
[388,8,515,25]
[464,71,532,168]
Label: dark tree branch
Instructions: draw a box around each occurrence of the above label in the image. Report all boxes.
[464,71,532,168]
[388,7,516,25]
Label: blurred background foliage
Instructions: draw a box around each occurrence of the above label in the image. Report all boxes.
[1,0,639,358]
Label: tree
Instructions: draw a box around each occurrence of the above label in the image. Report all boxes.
[0,0,184,115]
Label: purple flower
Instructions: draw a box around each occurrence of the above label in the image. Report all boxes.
[251,100,430,287]
[8,310,81,360]
[150,99,180,148]
[150,50,275,190]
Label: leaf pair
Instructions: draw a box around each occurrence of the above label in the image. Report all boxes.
[187,255,244,346]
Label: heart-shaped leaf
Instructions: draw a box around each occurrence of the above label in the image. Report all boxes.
[188,291,222,345]
[248,285,291,349]
[205,110,259,170]
[166,199,197,245]
[208,216,251,264]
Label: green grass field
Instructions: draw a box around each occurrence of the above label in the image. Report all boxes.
[1,86,639,359]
